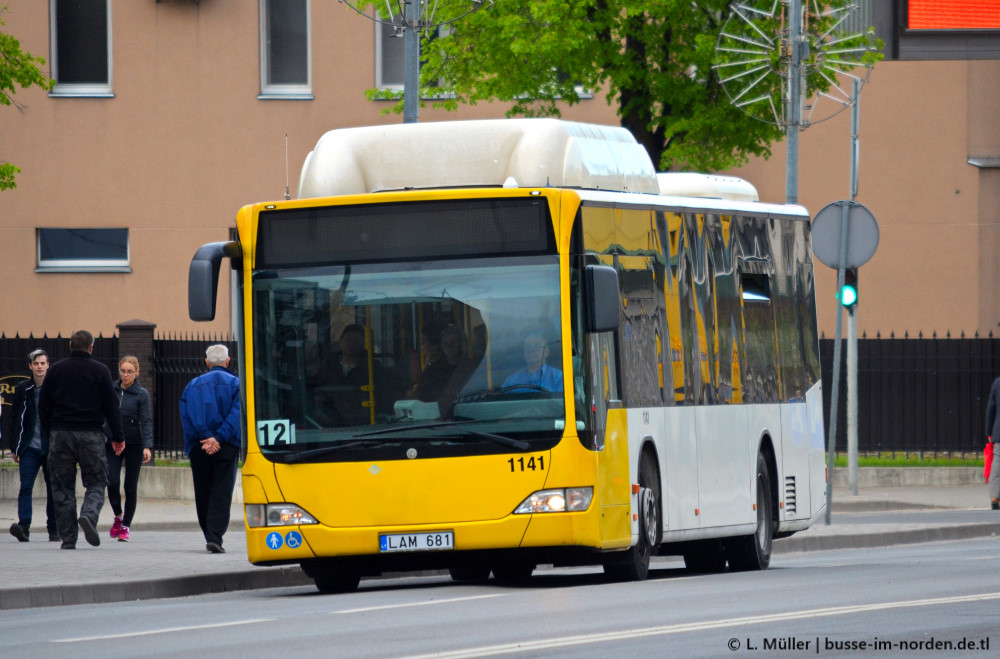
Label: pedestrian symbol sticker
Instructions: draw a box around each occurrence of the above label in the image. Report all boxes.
[285,531,302,549]
[266,532,283,550]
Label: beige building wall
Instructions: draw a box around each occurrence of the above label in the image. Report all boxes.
[2,2,999,340]
[0,0,617,338]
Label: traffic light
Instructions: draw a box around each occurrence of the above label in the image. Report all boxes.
[839,267,858,307]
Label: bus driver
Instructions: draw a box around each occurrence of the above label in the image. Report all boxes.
[502,331,563,393]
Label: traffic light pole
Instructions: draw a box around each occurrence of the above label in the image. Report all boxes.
[847,305,858,494]
[824,208,850,525]
[847,79,861,496]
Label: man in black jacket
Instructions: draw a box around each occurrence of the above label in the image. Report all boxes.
[39,330,124,549]
[8,349,59,542]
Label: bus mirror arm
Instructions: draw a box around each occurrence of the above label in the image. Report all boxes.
[584,265,621,332]
[189,241,241,322]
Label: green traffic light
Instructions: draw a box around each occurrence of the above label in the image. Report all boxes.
[840,284,857,307]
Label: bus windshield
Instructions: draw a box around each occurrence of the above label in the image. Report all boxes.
[251,255,566,461]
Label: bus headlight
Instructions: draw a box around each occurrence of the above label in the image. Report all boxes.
[513,487,593,514]
[245,503,319,527]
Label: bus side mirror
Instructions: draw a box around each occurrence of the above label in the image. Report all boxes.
[189,241,241,322]
[584,264,620,332]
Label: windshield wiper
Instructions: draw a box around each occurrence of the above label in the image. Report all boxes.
[454,427,531,451]
[356,419,531,451]
[276,440,383,464]
[353,420,478,438]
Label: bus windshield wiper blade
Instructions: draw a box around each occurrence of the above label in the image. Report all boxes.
[457,428,531,451]
[353,420,478,438]
[277,440,383,463]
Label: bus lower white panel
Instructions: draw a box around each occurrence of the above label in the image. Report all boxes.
[694,405,752,528]
[661,523,757,544]
[805,381,827,520]
[660,407,700,532]
[778,401,812,521]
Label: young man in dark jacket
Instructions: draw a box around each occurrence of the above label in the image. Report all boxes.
[8,349,59,542]
[179,343,241,554]
[39,330,125,549]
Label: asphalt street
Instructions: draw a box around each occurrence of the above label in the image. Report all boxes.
[1,484,996,610]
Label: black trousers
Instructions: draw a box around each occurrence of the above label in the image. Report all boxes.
[107,443,145,527]
[189,442,239,545]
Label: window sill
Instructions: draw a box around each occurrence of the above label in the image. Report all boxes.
[49,91,116,99]
[35,266,132,274]
[257,94,314,101]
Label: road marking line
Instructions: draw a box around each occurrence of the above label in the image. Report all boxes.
[399,592,1000,658]
[335,593,505,614]
[52,619,274,643]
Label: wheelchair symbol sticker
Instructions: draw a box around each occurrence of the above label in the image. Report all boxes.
[285,531,303,549]
[266,532,283,550]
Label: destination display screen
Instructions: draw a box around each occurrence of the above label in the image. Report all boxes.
[256,197,555,268]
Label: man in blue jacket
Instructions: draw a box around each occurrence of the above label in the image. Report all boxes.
[8,349,59,542]
[180,344,241,553]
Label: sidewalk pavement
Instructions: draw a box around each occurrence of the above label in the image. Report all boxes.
[1,484,998,610]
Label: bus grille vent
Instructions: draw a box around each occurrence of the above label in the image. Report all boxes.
[784,476,797,514]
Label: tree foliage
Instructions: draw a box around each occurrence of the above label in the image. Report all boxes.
[382,0,877,172]
[0,8,53,191]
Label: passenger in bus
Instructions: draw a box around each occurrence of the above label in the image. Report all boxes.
[417,325,468,403]
[314,324,396,425]
[502,331,563,393]
[407,320,445,397]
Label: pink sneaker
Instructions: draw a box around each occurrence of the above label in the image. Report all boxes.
[118,526,130,542]
[110,516,123,539]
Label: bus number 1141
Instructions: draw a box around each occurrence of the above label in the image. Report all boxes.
[508,456,545,472]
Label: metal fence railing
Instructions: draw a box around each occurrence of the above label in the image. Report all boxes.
[821,332,1000,456]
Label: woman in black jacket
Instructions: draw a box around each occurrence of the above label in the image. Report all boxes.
[106,356,153,542]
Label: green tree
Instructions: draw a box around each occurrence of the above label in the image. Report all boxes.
[381,0,878,172]
[0,8,53,191]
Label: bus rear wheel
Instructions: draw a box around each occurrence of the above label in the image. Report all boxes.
[604,453,660,581]
[313,570,361,594]
[725,452,774,571]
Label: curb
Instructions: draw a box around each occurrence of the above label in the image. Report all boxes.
[0,566,313,610]
[774,523,1000,554]
[830,500,951,513]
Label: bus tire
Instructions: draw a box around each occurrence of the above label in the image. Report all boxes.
[492,561,534,584]
[449,566,492,583]
[603,453,660,582]
[683,539,726,573]
[313,570,361,594]
[725,451,773,571]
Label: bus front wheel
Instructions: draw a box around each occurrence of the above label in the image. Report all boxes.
[450,565,492,583]
[313,570,361,594]
[603,453,660,581]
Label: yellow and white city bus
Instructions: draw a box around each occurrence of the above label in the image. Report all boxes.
[188,119,826,593]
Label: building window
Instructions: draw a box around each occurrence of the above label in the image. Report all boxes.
[49,0,113,97]
[260,0,312,99]
[37,228,130,272]
[375,23,450,93]
[376,22,405,89]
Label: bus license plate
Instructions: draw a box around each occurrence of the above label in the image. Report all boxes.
[379,531,454,552]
